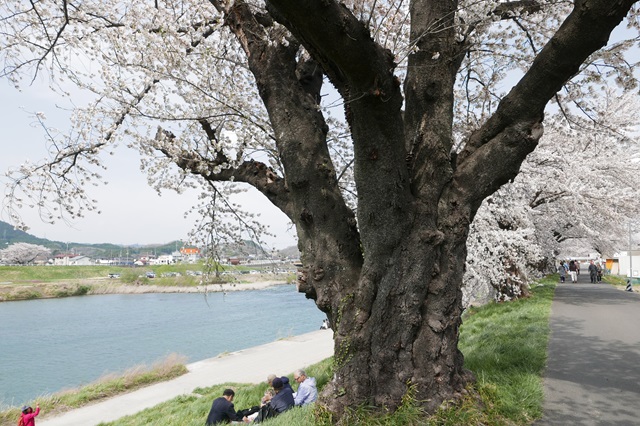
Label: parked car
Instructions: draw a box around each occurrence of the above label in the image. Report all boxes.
[108,273,121,279]
[145,271,156,278]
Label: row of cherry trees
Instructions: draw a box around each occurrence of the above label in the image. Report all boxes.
[464,91,640,304]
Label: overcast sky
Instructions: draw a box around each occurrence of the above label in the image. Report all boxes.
[0,79,298,249]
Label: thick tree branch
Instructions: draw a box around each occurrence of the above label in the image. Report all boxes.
[267,0,397,96]
[267,0,411,259]
[455,0,638,209]
[492,1,542,19]
[155,128,294,218]
[403,0,462,207]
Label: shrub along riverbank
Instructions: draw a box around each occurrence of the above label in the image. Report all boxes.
[17,275,553,426]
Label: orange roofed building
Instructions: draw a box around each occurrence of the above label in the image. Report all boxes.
[180,247,200,255]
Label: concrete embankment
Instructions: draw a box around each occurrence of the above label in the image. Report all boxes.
[38,330,334,426]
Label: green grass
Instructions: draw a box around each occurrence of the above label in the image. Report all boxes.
[89,277,556,426]
[457,277,555,424]
[599,274,640,293]
[316,277,555,425]
[98,358,334,426]
[0,264,294,286]
[0,265,129,282]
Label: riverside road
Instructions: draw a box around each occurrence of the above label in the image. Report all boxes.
[539,270,640,425]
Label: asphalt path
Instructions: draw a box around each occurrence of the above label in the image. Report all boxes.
[539,269,640,425]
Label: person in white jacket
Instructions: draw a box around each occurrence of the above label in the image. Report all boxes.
[293,369,318,406]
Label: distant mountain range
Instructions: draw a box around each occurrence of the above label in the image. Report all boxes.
[0,220,173,257]
[0,220,299,258]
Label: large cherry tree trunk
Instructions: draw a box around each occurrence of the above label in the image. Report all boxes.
[205,0,637,418]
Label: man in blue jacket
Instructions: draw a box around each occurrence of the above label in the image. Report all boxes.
[293,369,318,406]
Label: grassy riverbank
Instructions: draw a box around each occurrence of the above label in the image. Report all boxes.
[92,276,556,426]
[0,264,296,301]
[0,355,188,426]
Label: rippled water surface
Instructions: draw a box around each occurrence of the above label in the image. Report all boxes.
[0,285,325,406]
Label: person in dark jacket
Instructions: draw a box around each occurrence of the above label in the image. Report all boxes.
[247,378,296,423]
[269,377,295,414]
[206,388,241,425]
[588,260,598,283]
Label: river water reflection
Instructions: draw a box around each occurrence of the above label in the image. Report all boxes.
[0,284,325,407]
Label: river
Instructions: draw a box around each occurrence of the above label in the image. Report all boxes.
[0,285,326,407]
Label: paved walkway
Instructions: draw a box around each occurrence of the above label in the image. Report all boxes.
[539,270,640,425]
[38,330,333,426]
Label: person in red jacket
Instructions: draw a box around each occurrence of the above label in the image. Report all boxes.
[20,404,40,426]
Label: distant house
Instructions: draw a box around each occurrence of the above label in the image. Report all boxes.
[51,254,94,266]
[136,255,155,265]
[180,246,200,255]
[70,256,94,266]
[150,254,174,265]
[180,246,200,263]
[612,250,640,277]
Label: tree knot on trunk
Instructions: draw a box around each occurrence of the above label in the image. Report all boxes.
[296,268,308,290]
[369,148,379,161]
[300,208,313,224]
[507,120,544,147]
[427,315,446,332]
[313,267,325,281]
[418,230,445,246]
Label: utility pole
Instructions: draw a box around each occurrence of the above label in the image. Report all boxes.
[629,222,633,287]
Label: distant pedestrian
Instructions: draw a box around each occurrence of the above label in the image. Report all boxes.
[588,260,598,283]
[576,260,581,276]
[20,404,40,426]
[558,262,566,283]
[596,263,603,282]
[206,389,241,425]
[568,260,578,283]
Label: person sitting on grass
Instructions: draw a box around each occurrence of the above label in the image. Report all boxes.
[266,373,293,392]
[267,378,294,414]
[247,377,295,423]
[206,388,242,425]
[293,369,318,406]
